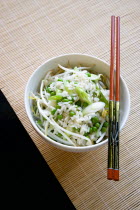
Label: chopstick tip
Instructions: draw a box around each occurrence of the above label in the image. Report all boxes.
[113,170,119,181]
[107,168,113,180]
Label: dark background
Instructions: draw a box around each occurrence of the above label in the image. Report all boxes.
[0,90,75,209]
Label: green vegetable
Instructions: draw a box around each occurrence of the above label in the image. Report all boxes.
[84,132,90,136]
[46,87,51,93]
[32,104,37,116]
[56,89,62,95]
[49,95,63,101]
[99,91,109,107]
[89,127,93,134]
[75,87,92,105]
[51,109,57,115]
[101,127,107,132]
[57,115,63,120]
[71,97,75,102]
[82,102,88,108]
[56,105,61,109]
[65,87,74,94]
[95,123,100,128]
[93,92,97,97]
[86,136,90,139]
[50,91,55,96]
[91,74,101,81]
[57,99,62,103]
[69,111,76,117]
[64,80,74,95]
[62,98,69,102]
[91,116,99,124]
[29,96,36,100]
[73,127,80,132]
[90,126,98,133]
[57,133,62,137]
[83,102,105,116]
[92,127,97,132]
[86,73,91,77]
[89,126,97,133]
[37,120,42,125]
[75,100,81,106]
[57,78,63,81]
[96,86,100,91]
[103,122,109,127]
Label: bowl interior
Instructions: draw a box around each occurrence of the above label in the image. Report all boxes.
[25,54,130,152]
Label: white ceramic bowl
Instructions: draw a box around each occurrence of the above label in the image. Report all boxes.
[24,54,130,152]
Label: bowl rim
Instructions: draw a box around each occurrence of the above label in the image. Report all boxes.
[24,53,130,151]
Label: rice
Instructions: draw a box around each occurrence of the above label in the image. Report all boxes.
[31,64,109,147]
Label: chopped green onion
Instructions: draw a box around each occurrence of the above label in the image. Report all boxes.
[57,115,63,120]
[75,86,92,105]
[56,89,62,95]
[62,98,69,102]
[57,133,62,137]
[84,132,90,136]
[57,99,61,103]
[49,95,63,101]
[37,120,42,125]
[56,105,61,109]
[69,101,73,104]
[93,92,97,97]
[51,109,57,115]
[75,100,81,106]
[86,73,91,77]
[83,102,105,116]
[69,111,76,117]
[57,78,63,81]
[73,127,80,132]
[29,96,36,100]
[82,102,88,108]
[50,91,56,96]
[99,91,109,107]
[46,87,51,93]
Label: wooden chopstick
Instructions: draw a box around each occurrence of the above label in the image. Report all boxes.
[107,15,115,180]
[107,16,120,181]
[113,16,120,181]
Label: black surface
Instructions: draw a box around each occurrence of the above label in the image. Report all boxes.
[0,90,75,209]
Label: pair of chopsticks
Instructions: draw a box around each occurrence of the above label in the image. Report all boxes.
[107,16,120,181]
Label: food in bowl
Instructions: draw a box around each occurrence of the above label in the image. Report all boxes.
[30,64,110,147]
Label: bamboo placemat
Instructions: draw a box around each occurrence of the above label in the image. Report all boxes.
[1,0,140,209]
